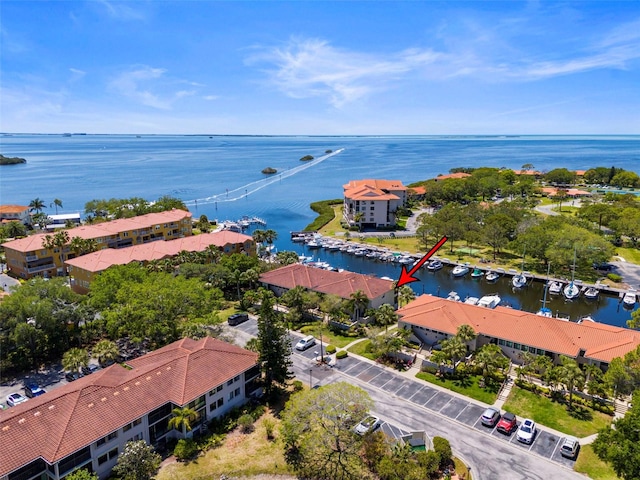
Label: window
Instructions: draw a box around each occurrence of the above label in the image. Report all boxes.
[513,343,521,350]
[498,339,505,346]
[210,402,217,412]
[536,349,544,355]
[217,398,224,408]
[235,387,240,396]
[129,433,143,442]
[98,454,108,466]
[96,431,118,447]
[370,206,374,210]
[234,375,240,383]
[108,448,118,460]
[123,418,142,432]
[227,379,234,386]
[506,341,513,348]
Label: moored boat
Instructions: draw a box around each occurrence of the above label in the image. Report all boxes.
[512,273,527,288]
[548,280,563,295]
[477,294,501,308]
[451,264,470,277]
[623,289,637,308]
[563,281,580,300]
[427,259,443,271]
[485,270,500,282]
[471,267,483,278]
[447,291,461,302]
[583,286,599,300]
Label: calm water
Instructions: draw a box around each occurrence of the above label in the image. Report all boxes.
[1,134,639,325]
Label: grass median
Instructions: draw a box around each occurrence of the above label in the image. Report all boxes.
[502,386,612,437]
[415,371,499,404]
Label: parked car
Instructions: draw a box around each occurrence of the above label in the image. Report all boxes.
[6,393,28,407]
[560,436,580,459]
[496,412,518,435]
[354,415,382,435]
[82,364,100,376]
[593,262,615,271]
[480,407,500,427]
[228,313,249,326]
[295,335,316,351]
[23,384,46,398]
[516,418,537,444]
[65,371,84,382]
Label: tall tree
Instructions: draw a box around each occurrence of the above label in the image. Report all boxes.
[558,356,585,409]
[280,382,373,480]
[92,339,119,366]
[51,198,63,214]
[29,197,46,213]
[111,440,161,480]
[456,324,477,343]
[592,391,640,480]
[62,347,89,373]
[168,406,197,433]
[256,290,293,396]
[374,303,398,330]
[474,344,509,379]
[397,285,416,308]
[441,336,467,373]
[349,290,369,322]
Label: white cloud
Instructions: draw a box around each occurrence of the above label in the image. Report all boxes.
[247,38,440,107]
[109,66,171,109]
[203,95,218,101]
[97,0,146,21]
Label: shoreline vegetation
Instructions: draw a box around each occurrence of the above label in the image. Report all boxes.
[261,167,277,174]
[0,154,26,165]
[299,154,314,161]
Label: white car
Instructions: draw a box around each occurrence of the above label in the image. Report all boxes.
[295,335,316,351]
[354,415,381,435]
[6,393,28,407]
[516,418,536,444]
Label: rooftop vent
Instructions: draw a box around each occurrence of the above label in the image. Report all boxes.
[18,418,26,424]
[34,412,41,417]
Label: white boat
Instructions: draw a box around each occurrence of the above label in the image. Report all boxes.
[306,239,321,249]
[548,280,563,295]
[536,307,553,317]
[426,259,443,271]
[451,264,470,277]
[563,281,580,300]
[583,286,599,300]
[398,255,414,265]
[512,273,527,288]
[447,291,461,302]
[464,296,479,305]
[485,270,500,282]
[623,290,637,308]
[478,294,501,308]
[537,266,553,316]
[563,248,580,300]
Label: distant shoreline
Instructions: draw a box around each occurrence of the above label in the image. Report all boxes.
[0,154,26,165]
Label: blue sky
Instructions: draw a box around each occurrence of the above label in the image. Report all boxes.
[1,1,639,134]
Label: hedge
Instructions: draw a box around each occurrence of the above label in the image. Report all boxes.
[304,199,343,231]
[336,350,348,359]
[325,344,337,354]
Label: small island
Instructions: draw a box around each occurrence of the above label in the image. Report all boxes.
[325,149,333,154]
[0,154,26,165]
[300,154,314,161]
[262,167,277,174]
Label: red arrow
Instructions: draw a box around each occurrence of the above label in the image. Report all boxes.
[396,236,448,287]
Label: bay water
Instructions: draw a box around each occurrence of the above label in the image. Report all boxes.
[1,134,639,325]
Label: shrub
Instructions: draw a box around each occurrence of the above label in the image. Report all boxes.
[292,380,304,392]
[607,273,622,282]
[238,413,255,434]
[251,404,266,421]
[325,344,337,354]
[174,438,199,461]
[336,350,348,359]
[433,436,452,468]
[198,433,225,451]
[263,417,276,440]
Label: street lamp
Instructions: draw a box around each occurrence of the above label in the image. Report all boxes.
[309,368,313,388]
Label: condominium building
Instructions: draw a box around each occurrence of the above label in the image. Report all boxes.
[0,337,261,480]
[65,230,255,294]
[398,294,640,369]
[259,263,396,313]
[2,209,192,279]
[0,205,31,226]
[342,179,407,230]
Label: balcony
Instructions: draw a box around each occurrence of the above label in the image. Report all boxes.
[27,263,55,274]
[25,255,38,262]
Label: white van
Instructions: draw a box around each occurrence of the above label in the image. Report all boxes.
[295,335,316,351]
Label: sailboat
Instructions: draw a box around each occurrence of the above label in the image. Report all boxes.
[512,247,527,288]
[563,248,580,300]
[537,265,552,317]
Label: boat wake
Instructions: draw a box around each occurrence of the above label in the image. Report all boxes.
[183,148,344,206]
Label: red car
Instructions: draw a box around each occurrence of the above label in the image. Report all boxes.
[496,412,517,435]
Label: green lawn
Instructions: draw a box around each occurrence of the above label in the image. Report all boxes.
[415,371,499,404]
[616,246,640,264]
[574,444,620,480]
[502,387,612,437]
[299,324,363,348]
[347,339,377,360]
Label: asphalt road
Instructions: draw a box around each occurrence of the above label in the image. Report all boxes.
[231,319,585,480]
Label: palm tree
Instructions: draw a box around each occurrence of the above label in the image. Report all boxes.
[441,336,467,374]
[51,198,63,214]
[92,339,119,366]
[374,303,398,331]
[350,290,369,321]
[29,197,46,214]
[559,356,585,409]
[354,212,364,231]
[230,269,243,300]
[263,229,278,246]
[204,245,221,264]
[168,406,197,433]
[62,347,89,373]
[398,285,416,308]
[474,344,509,380]
[455,324,477,343]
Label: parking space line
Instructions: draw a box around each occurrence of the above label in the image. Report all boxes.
[550,437,562,459]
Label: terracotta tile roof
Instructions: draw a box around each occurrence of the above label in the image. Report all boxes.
[542,187,591,196]
[2,209,192,253]
[574,170,587,176]
[65,231,253,273]
[409,186,426,195]
[259,264,394,300]
[397,295,640,363]
[512,170,541,175]
[343,179,406,202]
[434,172,471,180]
[0,337,258,476]
[0,205,29,214]
[343,179,407,191]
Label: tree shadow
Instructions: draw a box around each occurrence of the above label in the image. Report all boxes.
[567,405,593,421]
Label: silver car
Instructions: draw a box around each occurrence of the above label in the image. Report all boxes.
[354,415,381,435]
